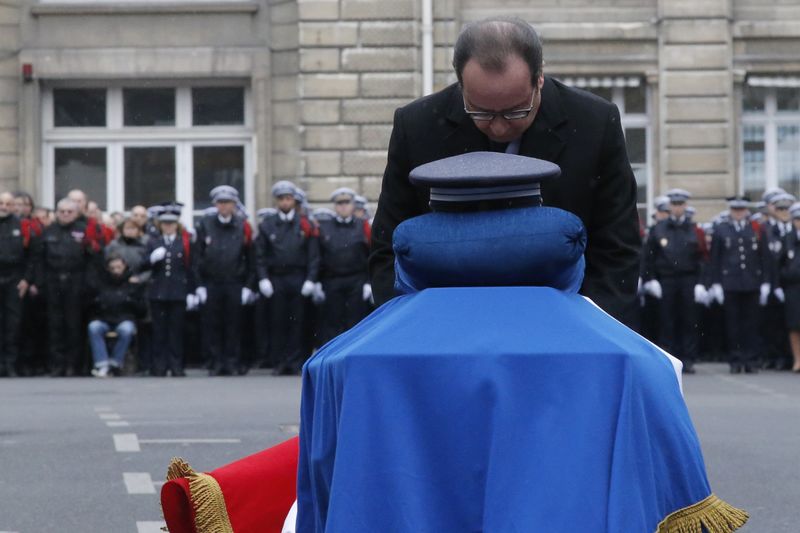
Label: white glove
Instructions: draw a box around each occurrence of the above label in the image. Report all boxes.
[693,284,709,306]
[185,293,199,311]
[241,287,255,306]
[759,283,771,306]
[259,278,274,298]
[149,246,167,264]
[196,286,207,305]
[710,283,724,305]
[312,282,326,305]
[301,280,315,297]
[362,283,373,303]
[775,287,786,303]
[643,279,662,299]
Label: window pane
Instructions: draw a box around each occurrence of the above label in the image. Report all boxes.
[54,148,107,209]
[625,128,646,164]
[742,85,766,112]
[777,125,800,198]
[124,147,176,210]
[54,89,106,127]
[624,85,646,114]
[192,87,245,126]
[193,146,245,210]
[742,125,766,201]
[123,88,175,127]
[776,88,800,112]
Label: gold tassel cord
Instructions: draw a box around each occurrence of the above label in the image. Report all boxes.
[164,457,235,533]
[655,493,749,533]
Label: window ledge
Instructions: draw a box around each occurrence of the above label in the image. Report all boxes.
[30,2,259,16]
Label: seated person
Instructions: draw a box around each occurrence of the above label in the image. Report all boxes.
[87,255,146,377]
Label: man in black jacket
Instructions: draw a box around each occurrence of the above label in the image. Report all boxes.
[369,16,641,324]
[86,256,145,377]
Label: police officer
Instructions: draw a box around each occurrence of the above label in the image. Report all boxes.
[316,188,372,344]
[638,196,672,345]
[759,192,794,369]
[0,192,36,377]
[34,198,96,376]
[708,196,766,373]
[778,202,800,372]
[194,186,255,376]
[643,189,708,373]
[255,181,320,375]
[143,202,196,377]
[354,195,370,221]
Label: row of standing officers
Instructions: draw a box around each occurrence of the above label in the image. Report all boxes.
[0,183,372,377]
[641,187,800,374]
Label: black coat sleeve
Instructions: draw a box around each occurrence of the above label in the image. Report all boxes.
[579,104,642,321]
[368,107,428,306]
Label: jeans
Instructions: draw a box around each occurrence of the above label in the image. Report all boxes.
[88,320,136,369]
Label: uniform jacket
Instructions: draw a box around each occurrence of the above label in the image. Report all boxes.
[368,77,641,321]
[318,217,371,279]
[779,231,800,287]
[709,219,765,292]
[643,217,707,280]
[255,211,320,281]
[143,231,196,301]
[0,214,36,283]
[87,269,146,325]
[760,219,792,287]
[194,214,254,287]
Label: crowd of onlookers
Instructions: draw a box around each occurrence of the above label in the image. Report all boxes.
[0,182,373,378]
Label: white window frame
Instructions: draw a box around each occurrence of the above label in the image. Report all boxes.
[740,88,800,195]
[42,82,254,230]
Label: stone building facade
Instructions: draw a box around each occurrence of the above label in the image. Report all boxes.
[0,0,799,225]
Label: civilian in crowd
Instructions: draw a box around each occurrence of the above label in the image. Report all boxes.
[34,198,98,376]
[87,255,145,377]
[0,192,37,377]
[105,217,149,282]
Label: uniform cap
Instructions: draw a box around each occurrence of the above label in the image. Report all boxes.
[330,187,357,202]
[409,152,559,208]
[762,187,787,204]
[312,207,336,221]
[210,185,240,203]
[653,196,671,213]
[726,195,751,209]
[685,206,696,217]
[665,188,691,203]
[271,180,297,198]
[257,207,278,219]
[790,202,800,219]
[147,204,165,218]
[354,195,368,209]
[771,192,796,208]
[158,201,183,222]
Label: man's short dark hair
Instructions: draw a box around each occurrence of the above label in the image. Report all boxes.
[452,16,543,87]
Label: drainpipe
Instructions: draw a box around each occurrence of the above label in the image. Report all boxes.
[421,0,434,96]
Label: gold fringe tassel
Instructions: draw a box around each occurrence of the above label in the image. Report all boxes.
[164,457,234,533]
[656,493,749,533]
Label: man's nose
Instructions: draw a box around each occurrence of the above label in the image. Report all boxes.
[488,117,509,137]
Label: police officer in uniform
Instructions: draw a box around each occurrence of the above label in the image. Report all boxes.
[759,192,794,370]
[255,181,320,375]
[0,192,36,377]
[643,189,708,373]
[144,202,197,377]
[778,202,800,372]
[194,186,255,376]
[639,196,671,345]
[34,198,97,376]
[708,196,766,373]
[316,188,372,344]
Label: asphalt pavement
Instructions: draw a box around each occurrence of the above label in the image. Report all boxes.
[0,363,797,532]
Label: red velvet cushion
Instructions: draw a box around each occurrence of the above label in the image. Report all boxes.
[161,436,299,533]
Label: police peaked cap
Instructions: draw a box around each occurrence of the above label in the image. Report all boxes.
[210,185,240,202]
[330,188,357,202]
[762,187,787,204]
[726,196,751,209]
[271,181,297,198]
[770,192,796,207]
[665,188,691,203]
[409,152,559,204]
[158,201,184,222]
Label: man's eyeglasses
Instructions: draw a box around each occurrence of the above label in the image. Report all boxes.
[463,91,536,122]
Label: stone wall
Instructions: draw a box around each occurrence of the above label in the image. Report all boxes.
[0,0,19,192]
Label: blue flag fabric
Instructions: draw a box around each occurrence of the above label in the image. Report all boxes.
[297,286,727,532]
